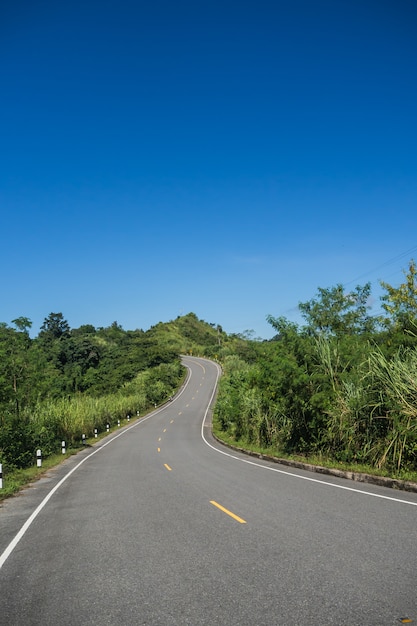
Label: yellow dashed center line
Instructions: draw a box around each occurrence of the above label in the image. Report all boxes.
[164,464,172,471]
[210,501,246,524]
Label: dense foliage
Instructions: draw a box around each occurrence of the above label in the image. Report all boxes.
[2,261,417,481]
[0,311,247,473]
[214,261,417,477]
[0,314,185,470]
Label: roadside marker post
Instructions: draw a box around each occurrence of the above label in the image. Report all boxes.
[37,449,42,468]
[62,441,66,454]
[0,463,3,489]
[94,429,98,438]
[82,434,86,445]
[106,423,110,432]
[118,419,120,427]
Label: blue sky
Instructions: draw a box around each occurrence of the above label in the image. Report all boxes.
[1,0,416,339]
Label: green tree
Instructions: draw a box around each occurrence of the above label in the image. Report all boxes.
[298,283,375,336]
[0,321,35,416]
[39,312,70,341]
[12,317,32,334]
[380,259,417,335]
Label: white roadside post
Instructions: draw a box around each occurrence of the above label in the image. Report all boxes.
[37,449,42,468]
[62,441,66,454]
[82,434,86,445]
[106,423,110,432]
[118,419,120,427]
[94,428,98,438]
[0,463,3,489]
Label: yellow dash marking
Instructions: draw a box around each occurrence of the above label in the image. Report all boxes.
[163,428,167,433]
[170,420,174,424]
[178,411,182,415]
[158,437,161,442]
[157,448,160,452]
[400,619,413,624]
[164,464,172,471]
[210,501,246,524]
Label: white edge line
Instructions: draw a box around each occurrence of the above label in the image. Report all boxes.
[191,358,417,509]
[0,378,191,571]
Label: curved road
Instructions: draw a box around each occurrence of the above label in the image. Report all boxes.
[0,356,416,625]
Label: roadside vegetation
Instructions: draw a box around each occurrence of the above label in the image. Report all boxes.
[0,311,237,498]
[0,315,186,494]
[213,260,417,483]
[1,260,417,498]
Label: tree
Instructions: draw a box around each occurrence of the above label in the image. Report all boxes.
[298,283,374,336]
[12,317,32,334]
[380,259,417,335]
[71,324,96,337]
[0,321,35,416]
[39,312,70,340]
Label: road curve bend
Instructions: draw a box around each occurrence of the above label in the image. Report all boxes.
[0,356,416,625]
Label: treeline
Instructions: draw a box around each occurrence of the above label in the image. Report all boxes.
[3,263,417,481]
[0,313,183,470]
[214,261,417,477]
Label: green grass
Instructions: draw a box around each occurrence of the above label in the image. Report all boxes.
[212,420,417,484]
[0,411,150,502]
[0,369,185,503]
[0,450,79,500]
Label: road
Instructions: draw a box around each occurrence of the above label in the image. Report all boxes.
[0,356,416,625]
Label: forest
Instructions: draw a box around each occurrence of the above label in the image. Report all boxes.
[1,260,417,490]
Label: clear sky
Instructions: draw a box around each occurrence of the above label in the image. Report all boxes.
[1,0,416,339]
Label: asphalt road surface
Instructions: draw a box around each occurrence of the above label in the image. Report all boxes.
[0,356,416,626]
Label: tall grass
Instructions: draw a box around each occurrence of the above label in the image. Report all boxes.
[214,342,417,476]
[368,347,417,470]
[30,390,147,446]
[0,361,184,469]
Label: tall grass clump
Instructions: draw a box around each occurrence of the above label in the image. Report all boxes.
[368,347,417,471]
